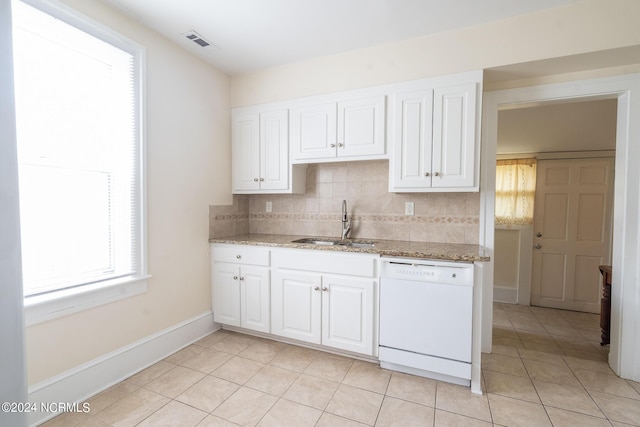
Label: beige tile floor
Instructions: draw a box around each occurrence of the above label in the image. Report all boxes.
[44,303,640,426]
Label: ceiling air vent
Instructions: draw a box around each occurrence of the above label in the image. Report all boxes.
[182,30,211,47]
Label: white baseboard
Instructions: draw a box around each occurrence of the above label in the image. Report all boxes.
[493,286,518,304]
[28,311,218,426]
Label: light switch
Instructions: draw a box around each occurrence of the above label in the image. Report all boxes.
[405,201,415,216]
[266,201,272,213]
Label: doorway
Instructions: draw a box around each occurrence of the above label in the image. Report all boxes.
[494,99,616,312]
[480,73,640,381]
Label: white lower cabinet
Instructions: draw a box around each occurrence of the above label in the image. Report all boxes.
[212,245,270,333]
[271,249,378,356]
[211,244,378,356]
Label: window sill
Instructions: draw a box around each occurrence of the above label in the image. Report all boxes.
[24,275,150,326]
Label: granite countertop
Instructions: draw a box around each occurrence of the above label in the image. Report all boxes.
[209,234,490,262]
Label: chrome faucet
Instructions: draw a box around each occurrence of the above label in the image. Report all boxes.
[341,200,351,240]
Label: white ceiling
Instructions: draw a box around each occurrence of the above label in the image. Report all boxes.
[102,0,575,75]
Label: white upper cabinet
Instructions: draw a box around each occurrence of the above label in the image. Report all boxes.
[432,83,477,189]
[389,71,481,192]
[389,89,434,189]
[290,102,337,160]
[232,107,306,194]
[291,94,386,163]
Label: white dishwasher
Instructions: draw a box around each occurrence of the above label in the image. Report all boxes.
[379,257,474,386]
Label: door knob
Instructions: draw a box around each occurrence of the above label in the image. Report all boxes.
[535,243,542,249]
[536,232,542,237]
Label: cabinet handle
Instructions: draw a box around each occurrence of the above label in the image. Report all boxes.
[233,275,238,280]
[330,144,336,148]
[253,178,258,182]
[314,286,320,291]
[425,172,430,177]
[236,255,241,259]
[322,287,328,292]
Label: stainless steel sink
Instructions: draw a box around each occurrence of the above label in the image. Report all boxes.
[291,238,376,248]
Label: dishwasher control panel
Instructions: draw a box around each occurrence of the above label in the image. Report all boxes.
[380,258,473,286]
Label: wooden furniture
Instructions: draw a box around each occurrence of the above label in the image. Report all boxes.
[599,265,612,346]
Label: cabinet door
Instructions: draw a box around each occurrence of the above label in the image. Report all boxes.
[322,275,375,356]
[212,263,241,327]
[259,109,289,191]
[389,89,434,190]
[290,102,337,161]
[337,95,386,158]
[432,83,476,188]
[232,111,260,191]
[240,266,270,333]
[271,270,321,344]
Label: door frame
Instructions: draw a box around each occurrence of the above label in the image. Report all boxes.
[480,73,640,381]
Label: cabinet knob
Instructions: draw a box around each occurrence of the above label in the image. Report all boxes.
[239,276,245,281]
[330,144,336,148]
[314,286,320,291]
[236,254,241,259]
[337,143,344,148]
[425,172,430,177]
[259,177,264,181]
[253,178,258,182]
[535,243,542,249]
[536,232,543,237]
[322,287,328,292]
[434,172,440,177]
[233,275,238,280]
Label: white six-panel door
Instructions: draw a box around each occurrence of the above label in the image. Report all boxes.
[531,158,614,313]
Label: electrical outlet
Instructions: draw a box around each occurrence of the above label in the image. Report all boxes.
[266,201,272,213]
[405,201,415,216]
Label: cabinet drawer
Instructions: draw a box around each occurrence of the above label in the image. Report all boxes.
[272,248,377,277]
[212,244,270,266]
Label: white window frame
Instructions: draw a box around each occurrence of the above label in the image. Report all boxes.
[14,0,149,326]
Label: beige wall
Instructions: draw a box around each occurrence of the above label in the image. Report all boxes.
[231,0,640,107]
[25,0,231,384]
[494,229,521,291]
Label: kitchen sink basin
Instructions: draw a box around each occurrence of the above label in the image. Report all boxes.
[292,238,376,248]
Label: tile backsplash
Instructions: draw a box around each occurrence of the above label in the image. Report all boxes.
[209,160,480,244]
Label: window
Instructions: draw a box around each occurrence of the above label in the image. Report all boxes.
[12,0,147,323]
[495,158,537,226]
